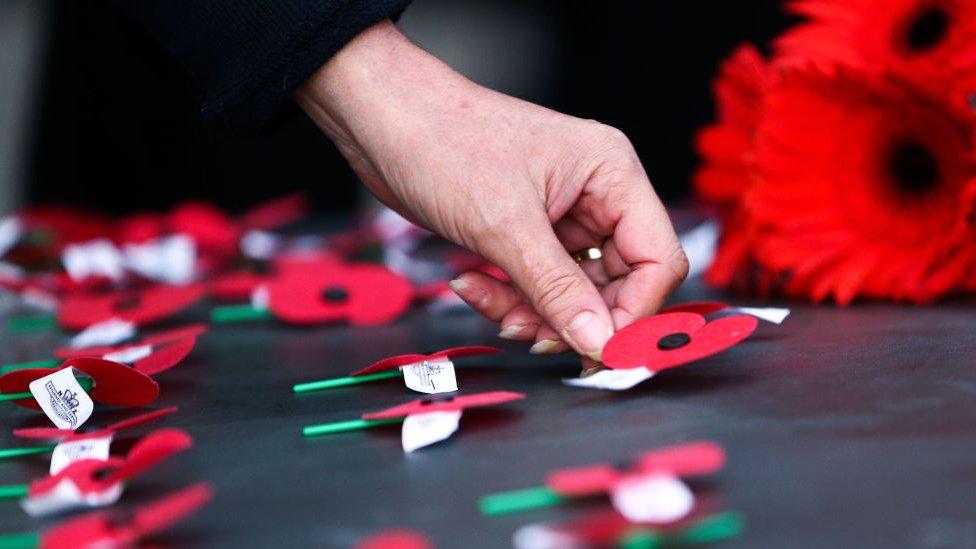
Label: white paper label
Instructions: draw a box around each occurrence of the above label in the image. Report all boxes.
[731,306,791,324]
[28,368,94,430]
[69,318,136,349]
[62,239,125,282]
[512,523,583,549]
[102,344,152,364]
[21,477,123,517]
[49,435,113,474]
[401,410,462,453]
[678,220,719,279]
[610,473,694,524]
[123,234,196,284]
[400,358,458,394]
[562,367,655,391]
[0,217,22,259]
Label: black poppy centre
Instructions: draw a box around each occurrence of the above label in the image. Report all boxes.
[657,332,692,351]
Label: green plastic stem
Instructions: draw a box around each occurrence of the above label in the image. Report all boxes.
[618,511,745,549]
[0,445,56,460]
[0,359,59,375]
[0,376,93,402]
[293,370,403,393]
[0,485,28,499]
[302,417,404,437]
[0,532,39,549]
[7,315,57,333]
[478,486,567,515]
[210,304,272,323]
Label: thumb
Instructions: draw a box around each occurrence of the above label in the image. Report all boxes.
[487,222,614,361]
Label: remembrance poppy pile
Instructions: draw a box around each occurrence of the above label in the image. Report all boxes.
[0,188,782,546]
[695,0,976,304]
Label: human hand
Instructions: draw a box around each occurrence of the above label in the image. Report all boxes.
[296,21,688,361]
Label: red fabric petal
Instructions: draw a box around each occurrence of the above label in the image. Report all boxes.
[58,284,205,329]
[133,337,196,376]
[362,391,525,420]
[0,358,159,409]
[130,483,213,538]
[267,263,414,326]
[636,441,726,477]
[602,313,757,371]
[546,464,622,497]
[355,530,434,549]
[350,346,502,376]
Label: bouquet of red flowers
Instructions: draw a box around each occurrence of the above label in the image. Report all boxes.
[695,0,976,304]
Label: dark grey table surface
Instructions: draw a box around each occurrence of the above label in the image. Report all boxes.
[0,280,973,548]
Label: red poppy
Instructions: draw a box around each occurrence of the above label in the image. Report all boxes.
[0,358,160,409]
[546,441,725,498]
[266,262,414,326]
[13,406,177,442]
[775,0,976,112]
[58,284,205,329]
[350,346,502,377]
[602,313,757,372]
[22,429,192,517]
[40,483,213,549]
[748,69,976,303]
[362,391,525,420]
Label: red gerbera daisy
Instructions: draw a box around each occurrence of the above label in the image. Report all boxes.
[776,0,976,112]
[693,45,779,292]
[748,68,976,303]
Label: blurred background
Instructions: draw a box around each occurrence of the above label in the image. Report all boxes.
[0,0,791,216]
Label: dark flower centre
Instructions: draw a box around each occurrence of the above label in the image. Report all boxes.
[888,141,941,195]
[905,7,950,53]
[320,287,349,303]
[657,332,691,351]
[114,295,141,311]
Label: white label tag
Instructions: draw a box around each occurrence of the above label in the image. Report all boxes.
[731,306,791,324]
[610,473,694,524]
[562,367,655,391]
[21,478,123,517]
[62,239,125,282]
[49,435,113,474]
[401,410,462,453]
[102,344,152,364]
[69,318,136,349]
[28,368,94,430]
[123,234,196,285]
[401,358,458,394]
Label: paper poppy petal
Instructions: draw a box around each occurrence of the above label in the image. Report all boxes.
[351,345,502,376]
[104,406,178,434]
[603,313,757,371]
[362,391,525,420]
[636,441,727,477]
[58,284,205,329]
[131,482,213,538]
[355,530,434,549]
[660,301,730,315]
[11,426,74,440]
[267,263,413,326]
[133,337,196,376]
[546,464,621,497]
[41,514,116,549]
[102,428,193,485]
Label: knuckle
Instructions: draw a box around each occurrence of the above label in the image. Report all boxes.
[533,267,585,320]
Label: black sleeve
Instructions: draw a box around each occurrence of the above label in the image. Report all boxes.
[111,0,413,131]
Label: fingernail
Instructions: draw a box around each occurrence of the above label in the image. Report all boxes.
[529,339,566,354]
[563,311,612,361]
[499,324,529,339]
[449,278,487,306]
